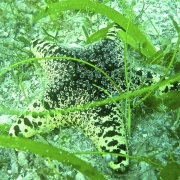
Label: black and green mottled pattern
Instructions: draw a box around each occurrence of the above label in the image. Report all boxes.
[9,26,179,172]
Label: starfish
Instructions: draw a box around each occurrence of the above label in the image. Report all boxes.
[8,25,178,172]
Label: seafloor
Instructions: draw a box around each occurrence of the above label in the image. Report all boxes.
[0,0,180,180]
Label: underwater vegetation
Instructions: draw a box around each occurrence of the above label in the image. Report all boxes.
[0,0,180,179]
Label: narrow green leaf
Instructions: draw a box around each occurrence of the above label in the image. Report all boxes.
[34,0,157,57]
[170,16,180,33]
[1,57,180,116]
[147,50,163,64]
[118,29,138,49]
[85,22,114,44]
[17,36,30,46]
[0,135,106,180]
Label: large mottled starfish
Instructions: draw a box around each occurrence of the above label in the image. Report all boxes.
[9,25,178,172]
